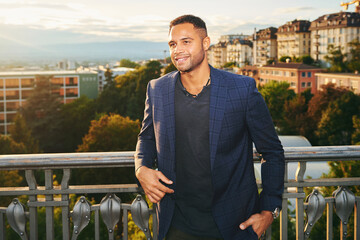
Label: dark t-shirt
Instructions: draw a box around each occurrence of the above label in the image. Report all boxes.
[172,77,222,238]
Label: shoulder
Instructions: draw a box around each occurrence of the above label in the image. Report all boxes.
[148,70,178,90]
[211,67,255,88]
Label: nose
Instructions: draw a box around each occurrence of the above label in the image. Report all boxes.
[173,43,184,54]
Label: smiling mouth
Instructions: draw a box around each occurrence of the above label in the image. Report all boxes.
[175,56,189,64]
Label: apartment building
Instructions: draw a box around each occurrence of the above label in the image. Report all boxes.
[254,27,278,66]
[207,42,228,67]
[0,70,98,134]
[277,20,311,60]
[315,72,360,94]
[258,62,323,94]
[226,39,253,67]
[309,11,360,66]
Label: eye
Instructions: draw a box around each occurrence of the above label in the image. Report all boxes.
[169,42,176,48]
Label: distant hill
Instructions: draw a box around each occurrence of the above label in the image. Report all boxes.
[0,40,169,62]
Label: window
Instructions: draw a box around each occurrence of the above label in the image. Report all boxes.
[291,72,296,77]
[307,82,312,87]
[301,82,306,88]
[351,80,358,90]
[290,82,296,87]
[301,72,306,77]
[307,72,312,77]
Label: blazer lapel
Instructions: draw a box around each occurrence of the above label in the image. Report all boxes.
[209,67,228,170]
[163,71,178,165]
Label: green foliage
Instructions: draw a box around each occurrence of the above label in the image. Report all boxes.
[300,55,314,65]
[119,58,140,68]
[104,68,114,86]
[352,116,360,145]
[21,75,62,153]
[8,114,39,153]
[57,96,97,152]
[0,135,26,154]
[316,91,360,145]
[279,56,291,62]
[77,113,140,152]
[324,44,348,72]
[347,39,360,72]
[163,62,177,74]
[259,81,296,127]
[222,61,236,68]
[97,60,161,121]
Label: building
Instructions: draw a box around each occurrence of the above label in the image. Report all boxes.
[315,72,360,94]
[309,11,360,66]
[237,65,259,83]
[258,62,323,94]
[226,39,253,67]
[254,27,278,66]
[207,42,228,67]
[277,20,311,60]
[0,70,98,134]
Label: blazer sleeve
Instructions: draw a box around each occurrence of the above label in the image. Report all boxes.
[134,82,157,172]
[245,78,285,212]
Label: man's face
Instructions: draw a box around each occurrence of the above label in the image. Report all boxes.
[168,23,209,73]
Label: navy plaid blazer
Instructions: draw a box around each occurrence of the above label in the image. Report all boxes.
[135,66,285,240]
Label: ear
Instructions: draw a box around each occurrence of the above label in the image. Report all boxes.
[203,36,210,51]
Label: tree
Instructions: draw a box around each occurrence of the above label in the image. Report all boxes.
[77,113,140,152]
[163,62,177,74]
[222,61,236,68]
[119,58,140,68]
[300,55,314,65]
[316,91,360,145]
[104,68,114,87]
[352,116,360,145]
[259,81,296,127]
[324,44,348,72]
[8,114,39,153]
[279,56,291,62]
[347,39,360,72]
[21,75,62,152]
[56,96,97,152]
[97,60,162,121]
[305,84,349,145]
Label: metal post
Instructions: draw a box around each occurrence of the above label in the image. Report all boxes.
[296,162,306,240]
[95,209,99,240]
[123,209,128,240]
[45,170,54,240]
[280,198,288,240]
[0,211,5,240]
[327,201,333,240]
[25,170,38,240]
[355,197,360,240]
[61,169,71,240]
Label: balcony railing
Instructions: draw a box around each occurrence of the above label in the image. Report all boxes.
[0,146,360,240]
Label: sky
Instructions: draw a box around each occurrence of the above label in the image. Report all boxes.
[0,0,354,46]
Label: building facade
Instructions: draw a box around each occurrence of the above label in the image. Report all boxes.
[0,71,98,134]
[277,20,311,60]
[254,27,278,66]
[226,39,253,67]
[315,72,360,94]
[207,42,228,68]
[258,62,323,94]
[309,11,360,66]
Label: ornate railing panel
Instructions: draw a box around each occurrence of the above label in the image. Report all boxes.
[0,146,359,239]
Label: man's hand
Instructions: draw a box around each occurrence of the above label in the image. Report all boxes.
[239,210,273,238]
[136,166,174,203]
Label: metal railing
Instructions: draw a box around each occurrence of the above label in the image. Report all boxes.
[0,146,359,240]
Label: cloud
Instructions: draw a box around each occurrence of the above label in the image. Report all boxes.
[273,7,315,15]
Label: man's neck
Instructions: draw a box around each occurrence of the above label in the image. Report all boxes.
[180,62,210,94]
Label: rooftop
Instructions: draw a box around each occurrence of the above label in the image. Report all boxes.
[0,70,98,76]
[261,62,322,70]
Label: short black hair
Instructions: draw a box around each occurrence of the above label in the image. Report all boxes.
[169,15,207,36]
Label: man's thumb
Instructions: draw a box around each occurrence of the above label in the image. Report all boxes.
[240,219,250,230]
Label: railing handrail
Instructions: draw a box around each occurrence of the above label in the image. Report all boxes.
[0,146,359,170]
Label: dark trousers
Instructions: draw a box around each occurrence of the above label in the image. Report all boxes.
[165,226,223,240]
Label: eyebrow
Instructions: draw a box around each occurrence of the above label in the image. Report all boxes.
[168,37,194,44]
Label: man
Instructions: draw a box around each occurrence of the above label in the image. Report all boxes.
[135,15,284,240]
